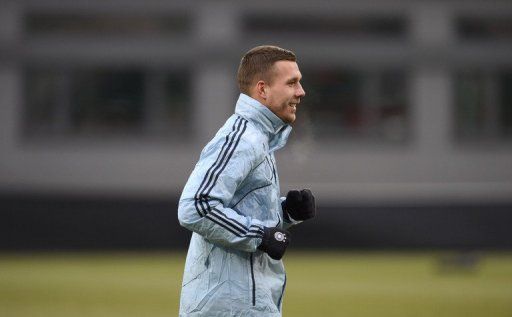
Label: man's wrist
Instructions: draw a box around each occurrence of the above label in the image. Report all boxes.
[257,227,290,260]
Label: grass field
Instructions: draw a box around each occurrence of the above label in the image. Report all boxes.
[0,251,511,317]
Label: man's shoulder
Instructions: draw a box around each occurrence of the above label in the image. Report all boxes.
[202,115,267,160]
[238,116,270,155]
[218,114,266,142]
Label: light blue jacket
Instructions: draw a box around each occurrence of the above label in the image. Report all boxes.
[178,93,299,316]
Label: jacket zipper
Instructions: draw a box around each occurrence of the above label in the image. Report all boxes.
[250,253,256,306]
[277,274,287,310]
[265,156,277,183]
[269,156,277,182]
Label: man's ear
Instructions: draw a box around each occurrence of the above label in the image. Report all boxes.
[256,80,267,100]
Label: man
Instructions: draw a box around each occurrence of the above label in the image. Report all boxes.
[178,45,316,316]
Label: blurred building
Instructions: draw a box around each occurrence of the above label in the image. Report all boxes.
[1,0,511,249]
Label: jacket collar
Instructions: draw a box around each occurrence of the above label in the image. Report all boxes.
[235,93,292,152]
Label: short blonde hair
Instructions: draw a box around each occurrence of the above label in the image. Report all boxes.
[237,45,296,94]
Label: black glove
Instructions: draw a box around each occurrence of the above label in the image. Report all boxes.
[282,189,316,221]
[257,227,291,260]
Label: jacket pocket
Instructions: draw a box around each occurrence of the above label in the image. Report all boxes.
[188,280,227,313]
[182,243,214,287]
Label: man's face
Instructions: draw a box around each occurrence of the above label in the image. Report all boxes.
[264,61,306,124]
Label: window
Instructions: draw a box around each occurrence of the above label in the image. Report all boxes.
[455,69,512,140]
[25,12,191,37]
[457,16,512,41]
[243,14,406,40]
[296,69,408,142]
[71,69,144,133]
[24,67,191,139]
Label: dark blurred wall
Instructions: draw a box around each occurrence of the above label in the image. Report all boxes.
[1,194,511,250]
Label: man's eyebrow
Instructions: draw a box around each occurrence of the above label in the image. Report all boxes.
[287,76,301,83]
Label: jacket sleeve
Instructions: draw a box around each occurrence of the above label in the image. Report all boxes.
[178,125,265,253]
[280,196,303,230]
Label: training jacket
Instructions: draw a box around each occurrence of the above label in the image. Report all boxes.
[178,93,299,316]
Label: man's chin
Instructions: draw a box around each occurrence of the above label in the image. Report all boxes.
[284,116,296,124]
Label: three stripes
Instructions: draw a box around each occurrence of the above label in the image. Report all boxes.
[194,116,264,238]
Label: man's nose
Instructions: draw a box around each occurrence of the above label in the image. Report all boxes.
[296,83,306,97]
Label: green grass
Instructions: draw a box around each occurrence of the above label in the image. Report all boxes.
[0,251,511,316]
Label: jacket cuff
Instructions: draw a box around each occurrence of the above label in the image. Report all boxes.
[280,197,303,227]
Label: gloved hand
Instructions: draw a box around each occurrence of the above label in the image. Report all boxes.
[257,227,291,260]
[282,189,316,221]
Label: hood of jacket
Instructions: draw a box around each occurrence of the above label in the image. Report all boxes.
[235,93,292,153]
